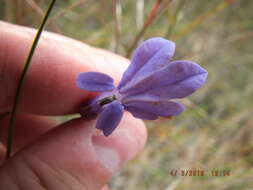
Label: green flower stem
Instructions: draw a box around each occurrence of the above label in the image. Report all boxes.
[6,0,57,160]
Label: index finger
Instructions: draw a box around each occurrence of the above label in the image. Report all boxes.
[0,22,129,115]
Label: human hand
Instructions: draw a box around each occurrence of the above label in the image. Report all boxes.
[0,22,146,190]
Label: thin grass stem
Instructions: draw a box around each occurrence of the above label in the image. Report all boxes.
[126,0,173,57]
[165,0,185,38]
[113,0,122,53]
[6,0,57,160]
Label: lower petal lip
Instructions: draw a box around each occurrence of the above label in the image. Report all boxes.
[124,100,185,118]
[96,101,124,136]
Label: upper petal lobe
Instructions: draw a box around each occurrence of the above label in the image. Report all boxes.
[120,60,208,99]
[118,37,175,89]
[76,72,115,92]
[119,44,176,93]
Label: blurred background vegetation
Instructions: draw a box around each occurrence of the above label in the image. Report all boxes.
[1,0,253,189]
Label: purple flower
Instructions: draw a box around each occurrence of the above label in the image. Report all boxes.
[76,37,208,136]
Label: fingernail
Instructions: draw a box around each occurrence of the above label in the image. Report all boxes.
[92,126,141,173]
[93,144,120,173]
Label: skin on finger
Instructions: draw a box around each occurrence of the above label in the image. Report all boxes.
[0,143,5,164]
[101,185,110,190]
[0,114,56,154]
[0,113,146,190]
[0,21,129,115]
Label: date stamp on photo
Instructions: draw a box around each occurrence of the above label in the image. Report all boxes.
[170,169,231,177]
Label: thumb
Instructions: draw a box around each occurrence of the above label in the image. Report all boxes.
[0,114,146,190]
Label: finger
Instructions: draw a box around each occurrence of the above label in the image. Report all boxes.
[0,114,56,153]
[0,143,5,164]
[0,21,129,115]
[101,185,110,190]
[0,113,146,190]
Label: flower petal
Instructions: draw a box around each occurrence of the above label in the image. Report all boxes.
[125,106,158,120]
[120,44,176,93]
[96,101,124,136]
[118,37,175,89]
[121,60,208,99]
[149,72,208,99]
[124,100,185,118]
[77,72,115,92]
